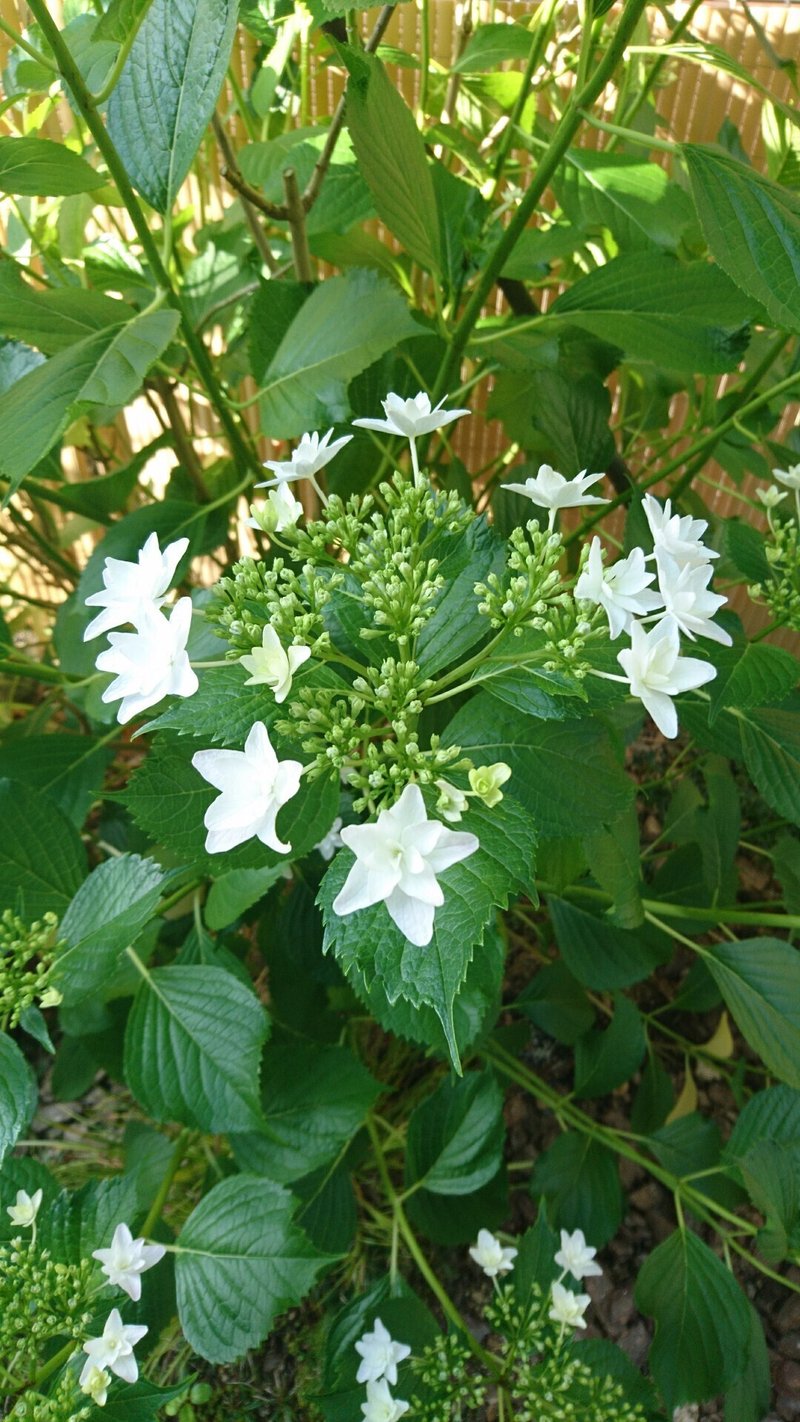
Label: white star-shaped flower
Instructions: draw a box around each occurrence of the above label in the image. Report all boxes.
[360,1378,410,1422]
[355,1317,411,1386]
[83,533,189,642]
[315,816,343,861]
[6,1188,43,1228]
[434,779,469,823]
[256,429,352,488]
[503,464,608,512]
[468,1228,518,1278]
[549,1281,591,1330]
[616,617,716,740]
[248,482,304,534]
[80,1364,111,1406]
[92,1222,166,1302]
[575,538,662,640]
[655,551,731,646]
[240,625,311,702]
[332,783,478,947]
[643,494,718,569]
[80,1308,148,1386]
[773,462,800,491]
[554,1228,603,1281]
[353,391,469,441]
[192,721,303,856]
[756,485,787,510]
[95,598,198,725]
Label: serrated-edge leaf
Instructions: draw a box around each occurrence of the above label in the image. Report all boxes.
[0,1032,36,1168]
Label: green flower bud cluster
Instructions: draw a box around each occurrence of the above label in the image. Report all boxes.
[475,523,568,630]
[11,1371,91,1422]
[410,1332,488,1419]
[510,1352,646,1422]
[0,1240,94,1387]
[0,910,63,1030]
[538,601,606,681]
[750,518,800,631]
[292,491,376,561]
[207,555,337,656]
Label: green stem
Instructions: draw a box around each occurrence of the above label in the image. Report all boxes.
[0,656,69,684]
[490,0,560,195]
[88,0,157,105]
[0,14,57,69]
[26,0,262,482]
[31,1338,78,1390]
[548,880,800,931]
[432,0,648,401]
[141,1129,191,1238]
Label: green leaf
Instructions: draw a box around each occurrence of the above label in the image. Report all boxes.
[414,516,505,678]
[707,643,798,722]
[318,793,535,1069]
[530,1132,622,1247]
[257,268,420,437]
[146,661,346,743]
[248,279,310,384]
[550,255,754,372]
[124,964,270,1131]
[738,1141,799,1262]
[573,993,645,1098]
[555,149,693,251]
[342,48,441,273]
[722,519,771,583]
[452,21,533,71]
[54,854,168,1006]
[44,1174,142,1263]
[702,937,800,1088]
[774,836,800,915]
[683,144,800,334]
[404,1070,505,1196]
[0,778,87,919]
[124,736,339,869]
[724,1301,771,1422]
[94,0,156,44]
[636,1227,752,1411]
[107,0,239,212]
[0,733,111,827]
[738,706,800,826]
[549,897,669,990]
[0,136,104,195]
[443,696,633,838]
[517,960,593,1045]
[175,1175,329,1362]
[725,1083,800,1162]
[98,1380,191,1422]
[505,370,616,482]
[204,864,286,930]
[0,1032,36,1169]
[231,1042,381,1184]
[0,265,129,354]
[0,309,180,495]
[584,804,644,928]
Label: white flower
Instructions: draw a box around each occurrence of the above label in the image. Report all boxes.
[91,1222,166,1303]
[257,428,352,488]
[468,1228,518,1278]
[435,779,469,823]
[503,464,608,511]
[617,617,716,740]
[80,1364,111,1406]
[315,816,343,861]
[83,533,189,642]
[468,762,511,809]
[575,538,662,640]
[756,485,787,511]
[353,391,469,441]
[360,1378,410,1422]
[7,1188,43,1228]
[655,551,731,646]
[549,1281,591,1330]
[773,462,800,491]
[332,783,478,947]
[96,598,198,725]
[239,625,311,702]
[355,1317,411,1386]
[80,1308,147,1386]
[554,1228,603,1281]
[192,720,303,856]
[643,494,718,568]
[248,482,304,533]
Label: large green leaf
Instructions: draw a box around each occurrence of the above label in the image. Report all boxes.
[146,661,347,744]
[636,1228,752,1410]
[231,1042,381,1184]
[0,309,179,495]
[737,706,800,826]
[124,964,270,1131]
[530,1132,622,1246]
[701,937,800,1088]
[0,778,87,919]
[725,1084,800,1163]
[443,695,633,838]
[0,733,111,826]
[319,793,535,1069]
[404,1070,504,1196]
[573,993,645,1098]
[94,0,156,43]
[549,255,754,371]
[175,1175,329,1362]
[107,0,239,212]
[0,1032,36,1169]
[707,643,798,723]
[549,898,667,989]
[0,265,129,354]
[0,136,104,195]
[683,144,800,333]
[556,149,693,251]
[54,854,168,1006]
[342,48,441,274]
[257,268,420,437]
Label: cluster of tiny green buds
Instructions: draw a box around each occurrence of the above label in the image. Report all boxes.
[409,1332,488,1420]
[750,517,800,632]
[0,910,63,1030]
[207,555,335,656]
[11,1371,92,1422]
[0,1238,94,1385]
[475,523,567,630]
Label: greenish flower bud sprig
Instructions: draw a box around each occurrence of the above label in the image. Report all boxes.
[10,1371,92,1422]
[750,515,800,632]
[206,553,336,659]
[0,1240,94,1393]
[0,909,63,1031]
